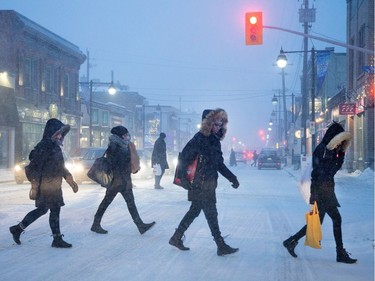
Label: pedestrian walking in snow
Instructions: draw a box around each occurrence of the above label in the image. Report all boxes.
[169,108,240,256]
[151,132,169,189]
[283,122,357,264]
[9,118,79,248]
[91,126,155,235]
[250,150,258,167]
[229,148,237,167]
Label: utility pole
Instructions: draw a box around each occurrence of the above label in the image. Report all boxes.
[300,0,315,156]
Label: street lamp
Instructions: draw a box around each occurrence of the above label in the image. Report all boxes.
[276,47,318,154]
[80,75,117,147]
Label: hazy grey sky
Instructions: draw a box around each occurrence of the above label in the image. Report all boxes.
[1,0,346,150]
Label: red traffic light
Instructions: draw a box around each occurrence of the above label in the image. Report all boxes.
[245,12,263,45]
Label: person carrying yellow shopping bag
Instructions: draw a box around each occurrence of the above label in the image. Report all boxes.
[304,202,322,249]
[283,122,357,264]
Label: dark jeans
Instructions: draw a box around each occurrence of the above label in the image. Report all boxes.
[292,205,343,249]
[177,200,221,240]
[93,187,142,224]
[21,206,61,235]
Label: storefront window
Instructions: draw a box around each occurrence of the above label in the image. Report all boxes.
[22,123,43,159]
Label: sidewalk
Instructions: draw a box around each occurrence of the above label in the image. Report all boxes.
[0,168,15,183]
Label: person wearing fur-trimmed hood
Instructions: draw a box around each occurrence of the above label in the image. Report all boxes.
[169,108,240,256]
[283,122,357,264]
[9,118,79,248]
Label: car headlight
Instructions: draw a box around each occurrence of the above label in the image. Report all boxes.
[73,163,84,173]
[14,164,23,172]
[65,162,74,171]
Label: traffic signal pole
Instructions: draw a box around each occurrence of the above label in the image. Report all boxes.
[263,25,375,55]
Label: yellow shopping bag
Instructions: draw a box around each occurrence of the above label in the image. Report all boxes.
[304,201,322,249]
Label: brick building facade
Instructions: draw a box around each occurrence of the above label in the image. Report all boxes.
[0,10,86,166]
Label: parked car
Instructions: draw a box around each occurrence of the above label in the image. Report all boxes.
[235,150,252,164]
[14,159,29,184]
[257,148,282,170]
[70,147,153,184]
[14,152,74,184]
[132,149,154,180]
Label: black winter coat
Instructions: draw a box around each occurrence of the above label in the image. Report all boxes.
[309,123,351,209]
[151,137,169,170]
[180,132,236,202]
[106,135,132,191]
[31,119,72,208]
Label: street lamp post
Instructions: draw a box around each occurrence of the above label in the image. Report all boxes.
[80,77,116,147]
[271,92,295,163]
[277,47,318,155]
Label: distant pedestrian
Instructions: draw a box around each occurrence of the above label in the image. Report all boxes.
[229,148,237,167]
[283,122,357,264]
[169,108,240,256]
[250,150,258,167]
[9,118,79,248]
[152,132,169,189]
[91,126,155,235]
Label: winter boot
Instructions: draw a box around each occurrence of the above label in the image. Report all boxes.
[91,222,108,234]
[137,221,156,235]
[9,223,24,245]
[169,229,190,251]
[215,237,239,256]
[283,236,298,258]
[154,176,164,189]
[51,234,72,248]
[336,248,357,264]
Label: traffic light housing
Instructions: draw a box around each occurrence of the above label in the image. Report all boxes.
[245,12,263,45]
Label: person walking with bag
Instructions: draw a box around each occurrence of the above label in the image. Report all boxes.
[152,132,169,189]
[169,108,240,256]
[283,122,357,264]
[91,126,155,235]
[9,118,79,248]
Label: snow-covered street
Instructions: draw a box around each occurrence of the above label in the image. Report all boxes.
[0,165,373,281]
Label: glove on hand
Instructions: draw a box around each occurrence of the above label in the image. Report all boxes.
[66,175,79,193]
[231,177,240,189]
[309,195,318,205]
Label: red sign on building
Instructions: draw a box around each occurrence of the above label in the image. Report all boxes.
[339,103,356,115]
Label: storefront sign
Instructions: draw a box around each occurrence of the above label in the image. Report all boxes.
[339,103,356,115]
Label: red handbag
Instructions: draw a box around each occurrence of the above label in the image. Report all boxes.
[173,154,198,188]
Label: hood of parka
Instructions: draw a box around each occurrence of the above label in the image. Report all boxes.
[199,108,228,140]
[322,122,344,145]
[42,118,70,141]
[322,122,352,152]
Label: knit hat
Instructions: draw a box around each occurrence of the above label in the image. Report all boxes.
[111,126,128,137]
[202,109,213,121]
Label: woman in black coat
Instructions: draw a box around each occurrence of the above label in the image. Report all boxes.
[90,126,155,235]
[9,118,78,248]
[169,109,240,256]
[152,132,169,189]
[283,122,357,264]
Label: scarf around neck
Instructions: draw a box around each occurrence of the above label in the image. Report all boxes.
[109,134,130,152]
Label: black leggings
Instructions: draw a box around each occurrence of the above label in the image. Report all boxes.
[93,188,141,224]
[177,200,221,240]
[21,206,61,235]
[293,205,343,249]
